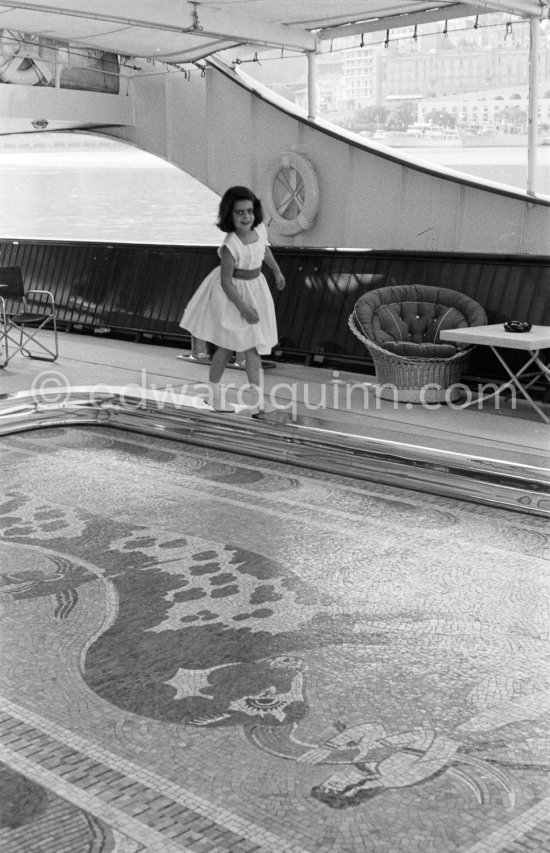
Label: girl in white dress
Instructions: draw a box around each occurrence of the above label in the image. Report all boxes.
[180,186,285,414]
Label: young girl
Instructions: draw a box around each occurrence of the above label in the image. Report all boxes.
[179,186,285,415]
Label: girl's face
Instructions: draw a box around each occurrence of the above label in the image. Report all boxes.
[232,199,254,234]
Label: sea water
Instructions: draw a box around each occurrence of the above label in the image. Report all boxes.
[0,135,221,245]
[399,144,550,196]
[0,133,549,245]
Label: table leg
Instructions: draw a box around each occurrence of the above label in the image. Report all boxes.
[460,347,550,423]
[489,347,549,422]
[534,353,550,381]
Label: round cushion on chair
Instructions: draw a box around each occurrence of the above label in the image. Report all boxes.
[382,341,458,359]
[352,284,487,348]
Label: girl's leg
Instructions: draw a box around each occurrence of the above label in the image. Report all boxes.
[243,348,268,416]
[209,347,235,411]
[193,337,211,360]
[209,346,232,383]
[243,347,261,387]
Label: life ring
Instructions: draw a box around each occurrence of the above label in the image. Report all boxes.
[263,152,319,236]
[0,56,52,85]
[0,31,53,85]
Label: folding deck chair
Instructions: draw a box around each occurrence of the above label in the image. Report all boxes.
[0,266,58,367]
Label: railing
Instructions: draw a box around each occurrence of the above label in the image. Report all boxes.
[1,238,549,380]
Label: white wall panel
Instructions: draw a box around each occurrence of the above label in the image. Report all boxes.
[165,72,208,186]
[460,190,526,254]
[115,61,550,254]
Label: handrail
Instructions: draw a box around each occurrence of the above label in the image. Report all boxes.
[0,387,548,518]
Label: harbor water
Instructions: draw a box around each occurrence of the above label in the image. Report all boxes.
[0,133,549,245]
[0,134,221,245]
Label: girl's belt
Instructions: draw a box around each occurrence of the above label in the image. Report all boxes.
[233,267,261,280]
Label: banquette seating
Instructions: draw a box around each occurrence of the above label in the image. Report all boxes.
[349,284,487,403]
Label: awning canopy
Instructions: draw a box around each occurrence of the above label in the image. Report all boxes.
[0,0,548,64]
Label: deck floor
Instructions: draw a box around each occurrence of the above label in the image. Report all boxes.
[1,330,548,466]
[0,332,549,853]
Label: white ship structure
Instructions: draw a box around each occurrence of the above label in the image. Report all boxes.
[370,125,549,147]
[0,1,548,255]
[370,124,462,147]
[458,129,546,146]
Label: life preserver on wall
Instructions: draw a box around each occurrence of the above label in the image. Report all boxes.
[263,152,320,236]
[0,31,53,85]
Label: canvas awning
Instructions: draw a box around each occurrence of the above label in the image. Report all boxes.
[0,0,548,64]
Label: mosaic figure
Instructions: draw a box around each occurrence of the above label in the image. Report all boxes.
[247,684,550,811]
[167,656,307,727]
[308,726,514,810]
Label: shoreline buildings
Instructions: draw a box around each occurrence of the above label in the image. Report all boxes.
[257,15,550,134]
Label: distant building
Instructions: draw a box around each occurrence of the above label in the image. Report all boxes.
[382,44,534,101]
[244,15,550,131]
[342,44,383,110]
[338,15,550,113]
[418,88,550,129]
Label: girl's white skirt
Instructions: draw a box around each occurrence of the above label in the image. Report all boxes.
[179,267,278,355]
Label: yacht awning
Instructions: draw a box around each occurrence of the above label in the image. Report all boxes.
[0,0,548,64]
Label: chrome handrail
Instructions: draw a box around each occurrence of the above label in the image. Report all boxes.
[0,386,548,518]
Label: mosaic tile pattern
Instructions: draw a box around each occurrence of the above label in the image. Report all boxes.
[0,426,549,852]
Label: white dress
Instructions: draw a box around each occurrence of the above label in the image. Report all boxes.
[179,222,278,355]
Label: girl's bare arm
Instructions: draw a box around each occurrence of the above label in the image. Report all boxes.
[264,247,286,290]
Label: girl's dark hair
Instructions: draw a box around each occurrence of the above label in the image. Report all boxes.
[217,185,263,232]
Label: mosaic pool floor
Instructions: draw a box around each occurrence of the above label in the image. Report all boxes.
[0,425,549,853]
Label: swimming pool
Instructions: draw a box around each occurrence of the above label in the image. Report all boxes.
[1,425,549,852]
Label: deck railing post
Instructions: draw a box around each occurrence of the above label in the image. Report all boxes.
[527,16,540,196]
[307,49,318,121]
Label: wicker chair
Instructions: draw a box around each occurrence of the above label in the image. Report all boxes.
[349,284,487,403]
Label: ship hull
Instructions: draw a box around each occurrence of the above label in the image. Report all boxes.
[460,133,528,147]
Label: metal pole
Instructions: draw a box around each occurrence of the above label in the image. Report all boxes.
[307,50,318,121]
[526,16,539,195]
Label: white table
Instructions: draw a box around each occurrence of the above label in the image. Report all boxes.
[440,323,550,423]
